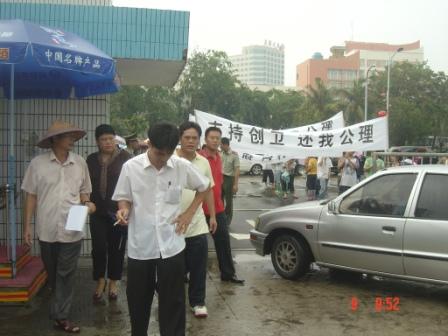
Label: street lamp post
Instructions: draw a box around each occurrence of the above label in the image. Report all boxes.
[364,64,376,121]
[386,47,403,113]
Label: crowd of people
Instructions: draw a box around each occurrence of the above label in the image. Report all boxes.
[22,120,244,336]
[259,149,448,202]
[19,117,448,335]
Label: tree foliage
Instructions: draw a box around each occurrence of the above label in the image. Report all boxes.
[111,51,447,147]
[367,61,448,145]
[176,50,241,120]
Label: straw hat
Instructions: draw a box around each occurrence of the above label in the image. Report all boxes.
[37,120,86,148]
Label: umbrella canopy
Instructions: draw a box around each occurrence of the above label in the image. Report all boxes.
[0,20,119,278]
[0,19,118,98]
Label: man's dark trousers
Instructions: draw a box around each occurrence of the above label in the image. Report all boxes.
[127,251,185,336]
[39,240,82,321]
[89,214,127,281]
[222,175,235,225]
[185,234,208,307]
[206,212,235,280]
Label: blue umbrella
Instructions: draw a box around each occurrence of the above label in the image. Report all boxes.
[0,19,118,98]
[0,19,119,277]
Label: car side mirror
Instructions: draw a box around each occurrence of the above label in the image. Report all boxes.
[328,200,339,214]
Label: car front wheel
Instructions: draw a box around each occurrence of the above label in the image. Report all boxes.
[271,235,311,280]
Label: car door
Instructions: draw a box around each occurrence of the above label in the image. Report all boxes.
[238,155,251,174]
[318,172,418,274]
[403,173,448,281]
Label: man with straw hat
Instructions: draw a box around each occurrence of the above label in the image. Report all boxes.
[21,120,95,333]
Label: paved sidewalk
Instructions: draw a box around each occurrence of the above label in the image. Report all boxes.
[0,252,282,336]
[2,250,448,336]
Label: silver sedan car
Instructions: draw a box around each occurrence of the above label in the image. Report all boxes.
[250,165,448,283]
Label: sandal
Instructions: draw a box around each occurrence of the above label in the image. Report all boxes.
[108,291,118,301]
[92,279,107,303]
[108,281,118,301]
[92,291,103,303]
[53,319,81,333]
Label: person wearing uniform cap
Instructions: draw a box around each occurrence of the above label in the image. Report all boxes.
[220,137,240,226]
[22,120,96,333]
[124,133,144,156]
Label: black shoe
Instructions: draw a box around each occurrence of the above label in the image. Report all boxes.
[221,275,245,285]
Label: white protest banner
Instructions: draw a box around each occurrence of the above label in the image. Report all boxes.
[195,110,389,158]
[190,110,344,132]
[282,111,344,132]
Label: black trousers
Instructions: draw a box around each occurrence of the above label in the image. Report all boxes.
[206,212,235,280]
[221,175,235,225]
[306,174,317,191]
[185,234,208,307]
[281,173,295,192]
[39,240,81,321]
[262,169,274,184]
[127,251,185,336]
[89,214,127,281]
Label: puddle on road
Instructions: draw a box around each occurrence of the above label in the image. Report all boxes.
[251,288,262,296]
[233,253,270,263]
[220,289,236,296]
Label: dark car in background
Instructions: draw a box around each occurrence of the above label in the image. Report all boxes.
[389,146,432,153]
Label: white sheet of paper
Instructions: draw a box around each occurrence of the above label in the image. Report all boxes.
[65,205,89,232]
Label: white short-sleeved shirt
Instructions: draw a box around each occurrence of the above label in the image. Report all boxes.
[112,153,209,260]
[174,151,214,238]
[21,151,92,243]
[263,159,273,170]
[340,158,359,187]
[317,157,333,179]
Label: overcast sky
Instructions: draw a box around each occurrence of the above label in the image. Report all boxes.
[113,0,448,86]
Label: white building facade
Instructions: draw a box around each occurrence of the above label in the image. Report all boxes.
[230,40,285,86]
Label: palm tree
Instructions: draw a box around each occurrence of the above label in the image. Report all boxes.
[306,78,335,121]
[335,78,365,125]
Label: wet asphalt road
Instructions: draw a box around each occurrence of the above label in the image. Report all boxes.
[2,176,448,335]
[3,252,448,336]
[220,174,337,250]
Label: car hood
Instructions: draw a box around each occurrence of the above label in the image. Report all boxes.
[258,200,325,233]
[262,200,322,215]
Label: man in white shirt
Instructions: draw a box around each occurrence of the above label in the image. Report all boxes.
[262,157,275,189]
[317,157,333,199]
[338,151,359,194]
[112,122,210,336]
[175,121,217,319]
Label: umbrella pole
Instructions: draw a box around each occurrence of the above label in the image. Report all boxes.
[7,64,17,278]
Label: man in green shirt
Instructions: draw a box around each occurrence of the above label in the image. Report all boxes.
[363,152,385,178]
[176,121,217,318]
[220,137,240,225]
